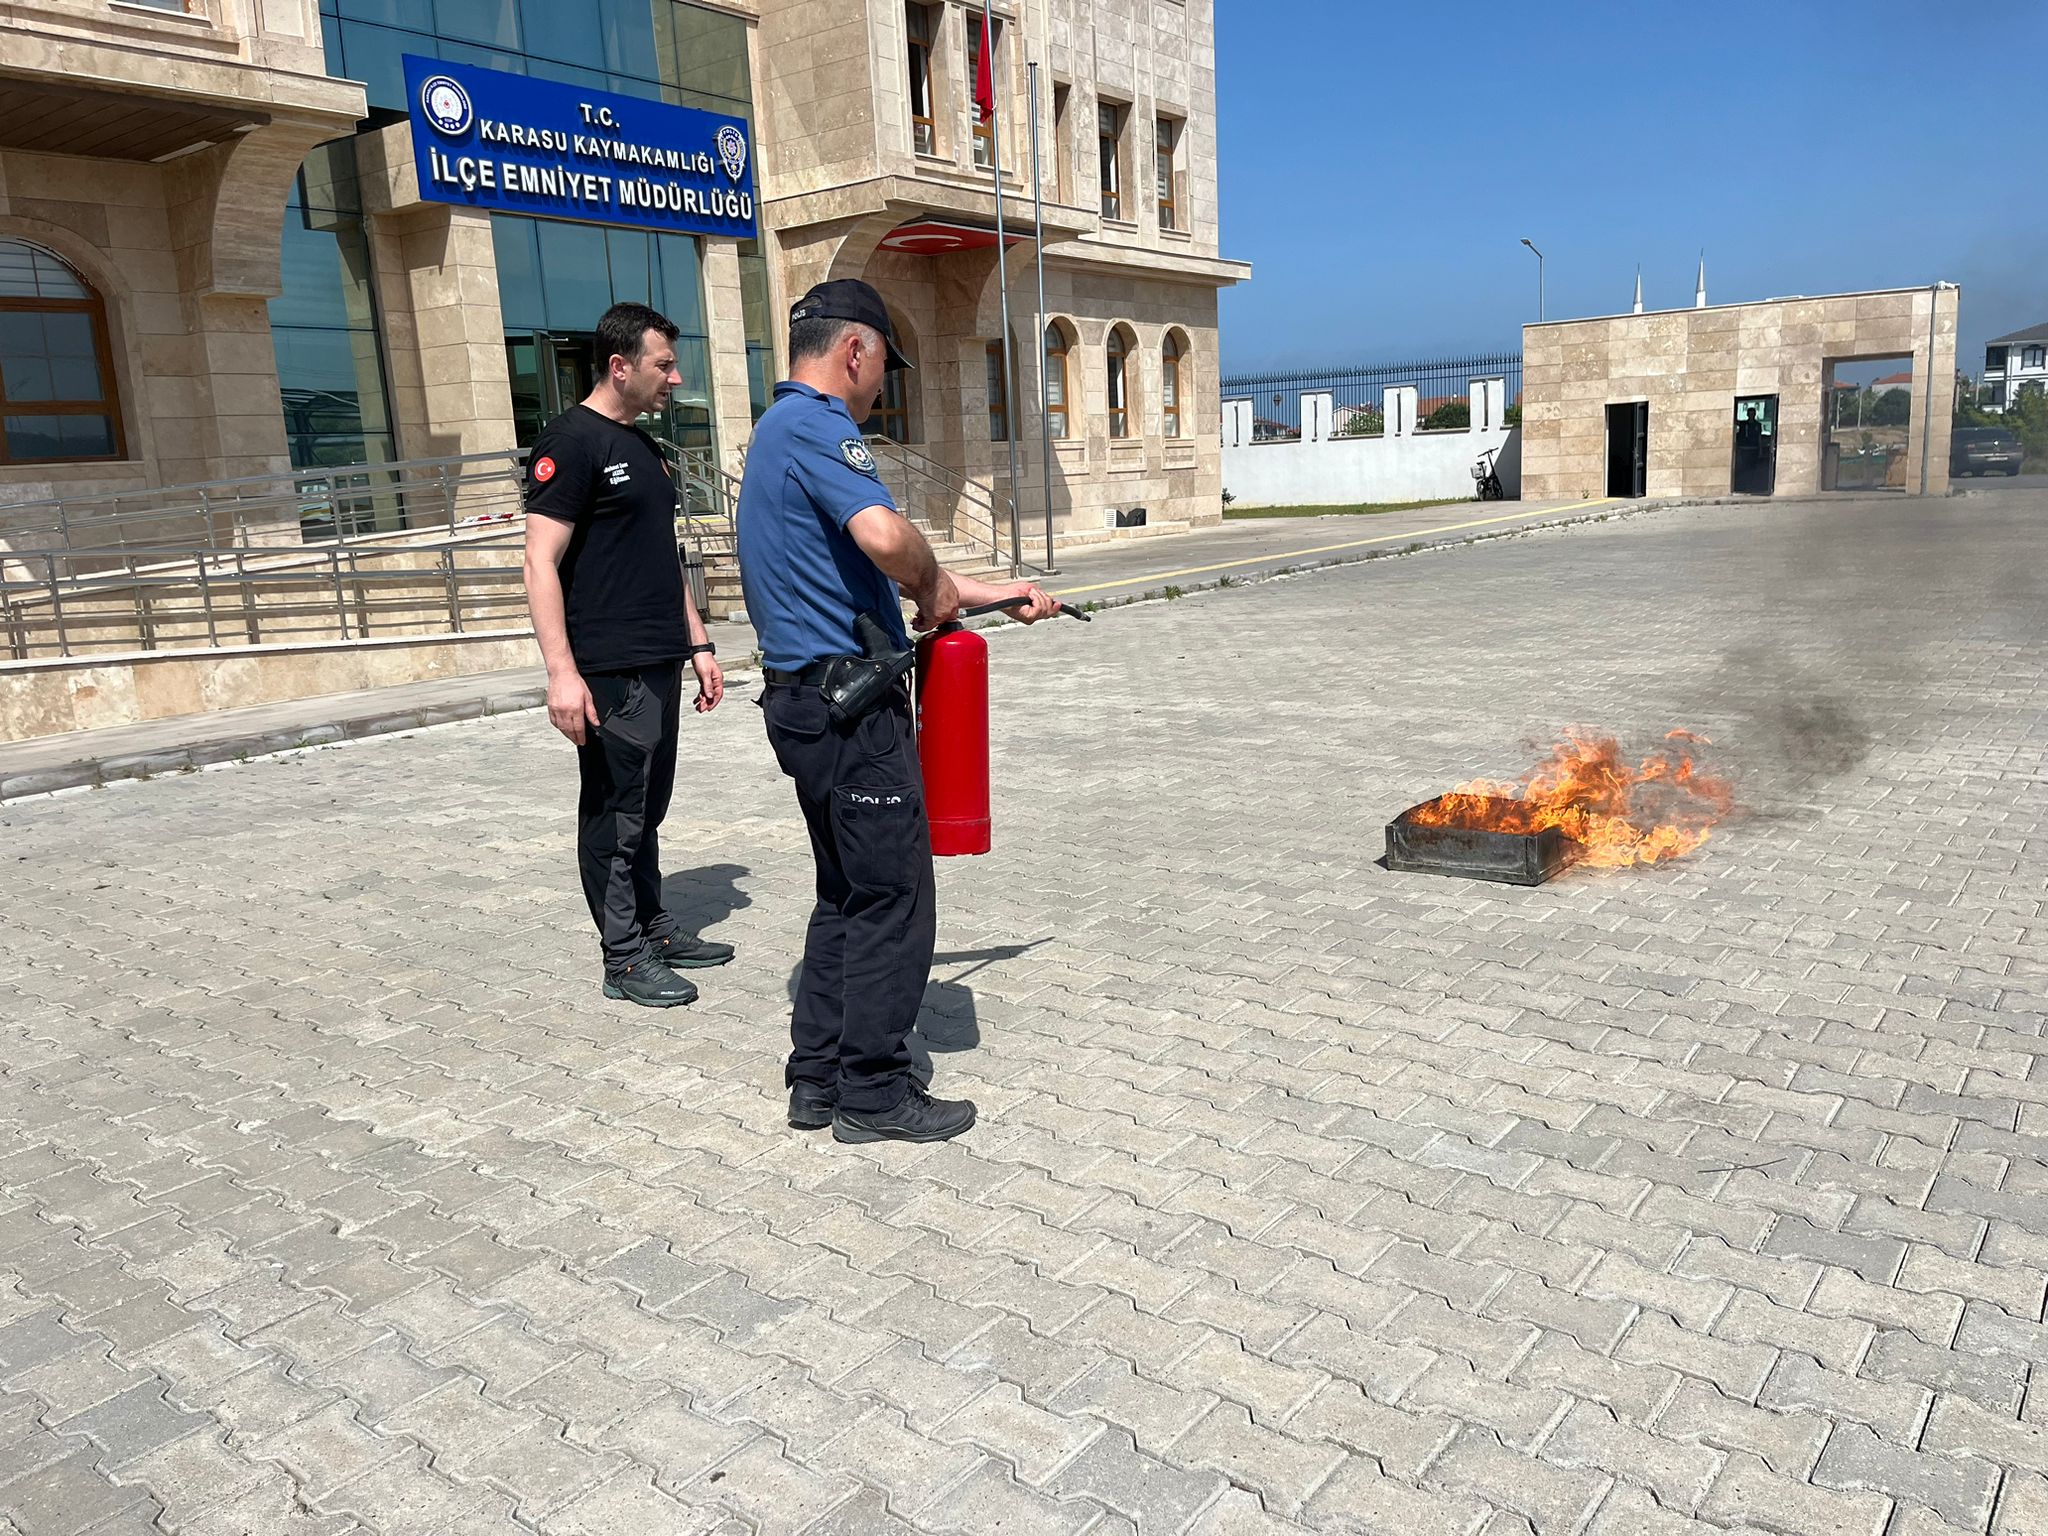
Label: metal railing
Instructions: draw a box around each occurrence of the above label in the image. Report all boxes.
[1,438,746,661]
[862,437,1031,576]
[0,448,531,566]
[1222,351,1524,439]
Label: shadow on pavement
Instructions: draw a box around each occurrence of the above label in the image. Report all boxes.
[778,937,1054,1082]
[658,862,751,937]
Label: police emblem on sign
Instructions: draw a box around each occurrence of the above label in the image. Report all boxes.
[840,438,877,475]
[419,75,473,137]
[715,124,748,183]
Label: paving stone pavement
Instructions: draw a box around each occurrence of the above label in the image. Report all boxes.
[1,488,2043,1535]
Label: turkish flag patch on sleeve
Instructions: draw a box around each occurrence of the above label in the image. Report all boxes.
[533,455,556,483]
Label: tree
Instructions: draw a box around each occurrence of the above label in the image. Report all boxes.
[1422,400,1470,430]
[1867,387,1913,427]
[1335,408,1382,438]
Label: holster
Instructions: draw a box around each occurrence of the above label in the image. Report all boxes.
[821,611,914,724]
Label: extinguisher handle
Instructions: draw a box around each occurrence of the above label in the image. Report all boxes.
[958,598,1093,623]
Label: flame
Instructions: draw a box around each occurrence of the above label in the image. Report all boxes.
[1408,729,1735,868]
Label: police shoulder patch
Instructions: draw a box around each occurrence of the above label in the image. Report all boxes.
[840,438,878,475]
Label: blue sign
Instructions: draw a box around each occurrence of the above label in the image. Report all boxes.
[402,55,756,239]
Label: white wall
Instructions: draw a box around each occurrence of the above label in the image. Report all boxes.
[1223,426,1519,506]
[1222,378,1521,506]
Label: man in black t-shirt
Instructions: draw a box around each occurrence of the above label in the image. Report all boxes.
[522,301,733,1007]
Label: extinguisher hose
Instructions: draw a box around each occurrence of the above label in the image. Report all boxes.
[958,598,1093,622]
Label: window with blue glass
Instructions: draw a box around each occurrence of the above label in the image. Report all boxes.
[318,0,710,111]
[302,1,772,459]
[491,213,715,456]
[267,140,395,477]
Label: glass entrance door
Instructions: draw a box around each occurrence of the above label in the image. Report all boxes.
[539,332,595,419]
[1731,394,1778,496]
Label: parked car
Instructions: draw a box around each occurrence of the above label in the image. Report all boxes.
[1951,426,2024,477]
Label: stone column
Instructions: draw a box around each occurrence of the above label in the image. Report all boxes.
[701,238,756,479]
[357,126,515,464]
[1300,391,1333,443]
[1223,398,1251,449]
[1385,385,1418,438]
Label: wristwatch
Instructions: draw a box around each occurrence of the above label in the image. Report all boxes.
[687,641,716,658]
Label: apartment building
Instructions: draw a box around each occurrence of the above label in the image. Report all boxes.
[1981,320,2048,412]
[0,0,1246,539]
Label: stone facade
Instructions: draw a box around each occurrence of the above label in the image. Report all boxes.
[1,0,1241,544]
[1521,286,1961,502]
[753,0,1247,536]
[0,0,367,499]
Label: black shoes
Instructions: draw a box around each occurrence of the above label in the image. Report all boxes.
[647,932,736,969]
[833,1085,977,1144]
[788,1082,837,1131]
[601,959,699,1007]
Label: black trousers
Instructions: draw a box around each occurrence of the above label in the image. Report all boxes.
[761,681,935,1114]
[577,661,684,975]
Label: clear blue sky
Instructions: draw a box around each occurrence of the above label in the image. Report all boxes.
[1215,3,2048,379]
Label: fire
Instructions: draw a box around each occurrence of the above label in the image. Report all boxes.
[1409,729,1735,868]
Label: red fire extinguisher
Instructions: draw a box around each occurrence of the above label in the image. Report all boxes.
[915,598,1089,856]
[915,620,990,856]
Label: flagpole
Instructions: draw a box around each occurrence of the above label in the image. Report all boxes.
[1027,61,1055,573]
[983,12,1024,577]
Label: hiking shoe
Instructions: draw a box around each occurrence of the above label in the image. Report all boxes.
[833,1084,976,1144]
[601,959,699,1007]
[788,1082,837,1131]
[648,932,735,969]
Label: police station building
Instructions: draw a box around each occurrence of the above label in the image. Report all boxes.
[0,0,1245,539]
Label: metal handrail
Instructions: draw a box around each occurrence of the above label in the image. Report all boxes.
[1,536,530,660]
[0,447,533,555]
[861,437,1031,575]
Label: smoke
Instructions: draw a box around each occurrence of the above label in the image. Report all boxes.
[1710,645,1876,817]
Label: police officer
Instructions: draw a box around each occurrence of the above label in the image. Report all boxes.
[739,279,1058,1144]
[523,300,736,1007]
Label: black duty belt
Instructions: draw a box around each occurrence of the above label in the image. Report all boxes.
[763,660,844,687]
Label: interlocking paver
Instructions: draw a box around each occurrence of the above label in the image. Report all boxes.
[6,492,2048,1532]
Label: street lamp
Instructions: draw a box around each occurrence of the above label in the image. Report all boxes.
[1520,238,1545,322]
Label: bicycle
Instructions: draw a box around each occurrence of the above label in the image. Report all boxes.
[1472,445,1506,501]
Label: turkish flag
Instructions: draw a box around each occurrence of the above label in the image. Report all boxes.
[973,10,995,123]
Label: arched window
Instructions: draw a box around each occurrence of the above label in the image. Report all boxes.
[1043,321,1071,440]
[1161,330,1187,438]
[0,239,122,464]
[870,309,917,442]
[985,339,1019,442]
[1106,325,1132,438]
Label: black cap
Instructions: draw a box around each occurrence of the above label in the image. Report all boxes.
[789,279,913,371]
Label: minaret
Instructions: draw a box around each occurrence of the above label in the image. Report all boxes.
[1632,267,1644,315]
[1694,253,1707,309]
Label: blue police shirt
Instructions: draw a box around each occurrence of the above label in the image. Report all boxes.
[737,380,912,671]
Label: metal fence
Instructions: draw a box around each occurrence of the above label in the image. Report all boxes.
[0,440,743,661]
[1221,351,1523,439]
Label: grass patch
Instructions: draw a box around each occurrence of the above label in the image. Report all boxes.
[1222,497,1470,519]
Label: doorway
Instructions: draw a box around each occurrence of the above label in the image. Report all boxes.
[504,329,716,461]
[1605,401,1648,497]
[1731,394,1778,495]
[539,332,596,421]
[505,331,594,445]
